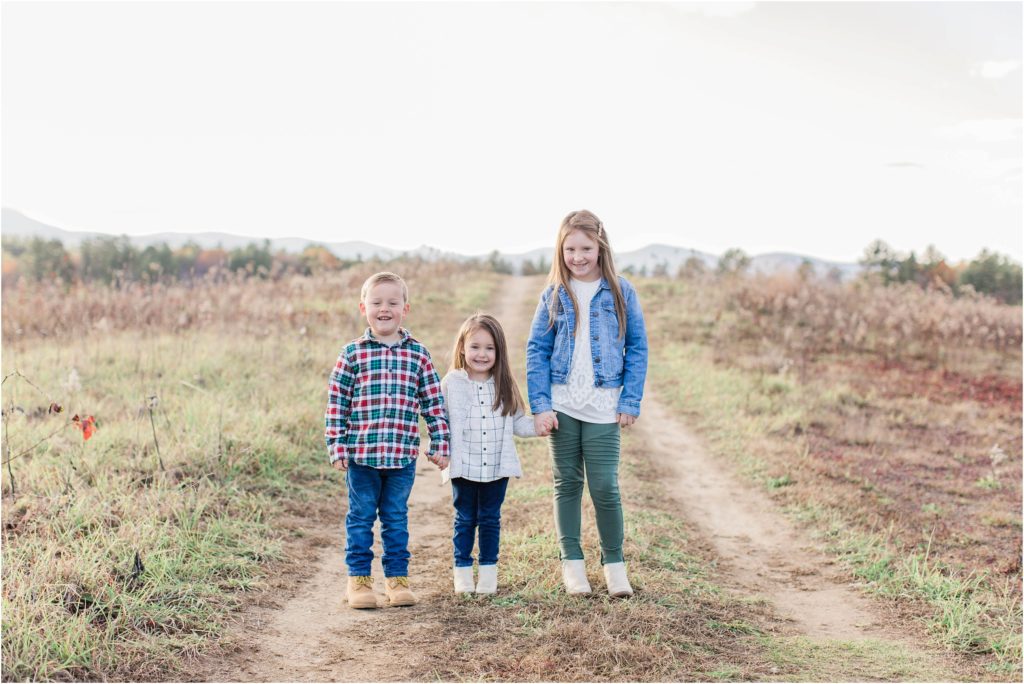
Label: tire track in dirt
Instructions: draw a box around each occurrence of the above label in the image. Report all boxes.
[195,276,539,682]
[635,390,918,643]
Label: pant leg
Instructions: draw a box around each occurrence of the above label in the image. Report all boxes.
[451,478,480,568]
[476,477,509,566]
[345,463,383,576]
[581,421,624,565]
[378,460,417,577]
[549,411,585,561]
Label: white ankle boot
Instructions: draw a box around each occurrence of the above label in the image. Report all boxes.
[562,559,592,595]
[454,566,474,593]
[603,562,633,597]
[476,564,498,594]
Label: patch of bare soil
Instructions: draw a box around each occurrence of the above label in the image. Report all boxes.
[636,393,927,642]
[194,458,453,682]
[194,275,540,682]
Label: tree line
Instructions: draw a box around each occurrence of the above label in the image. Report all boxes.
[858,239,1021,305]
[2,234,1019,305]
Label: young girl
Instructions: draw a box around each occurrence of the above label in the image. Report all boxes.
[526,209,648,597]
[441,313,539,594]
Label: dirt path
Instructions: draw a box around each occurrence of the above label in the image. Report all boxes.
[196,276,540,682]
[198,274,932,681]
[634,396,902,642]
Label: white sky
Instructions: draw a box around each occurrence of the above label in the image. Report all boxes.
[2,1,1021,263]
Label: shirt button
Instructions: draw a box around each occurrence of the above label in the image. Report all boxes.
[595,357,601,363]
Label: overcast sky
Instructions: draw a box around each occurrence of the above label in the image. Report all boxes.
[2,1,1021,262]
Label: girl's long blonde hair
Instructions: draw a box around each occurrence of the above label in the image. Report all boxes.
[547,209,627,340]
[450,313,525,417]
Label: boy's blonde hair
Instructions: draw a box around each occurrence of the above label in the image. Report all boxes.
[361,271,409,303]
[547,210,627,340]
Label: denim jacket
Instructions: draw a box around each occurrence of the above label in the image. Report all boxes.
[526,276,648,418]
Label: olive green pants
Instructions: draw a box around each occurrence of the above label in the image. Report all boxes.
[549,411,624,564]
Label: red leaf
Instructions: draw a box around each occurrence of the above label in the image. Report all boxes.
[81,416,96,441]
[72,414,97,441]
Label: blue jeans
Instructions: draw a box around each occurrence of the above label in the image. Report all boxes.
[345,461,417,577]
[451,477,509,567]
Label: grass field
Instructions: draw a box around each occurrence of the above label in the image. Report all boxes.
[637,275,1022,677]
[1,265,1021,681]
[0,263,498,680]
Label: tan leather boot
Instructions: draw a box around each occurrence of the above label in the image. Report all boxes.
[347,575,378,609]
[385,576,417,606]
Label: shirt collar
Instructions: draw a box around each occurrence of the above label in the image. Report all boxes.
[359,327,411,347]
[447,368,493,385]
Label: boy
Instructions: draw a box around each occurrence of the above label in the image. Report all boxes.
[325,271,450,609]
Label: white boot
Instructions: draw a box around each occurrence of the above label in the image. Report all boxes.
[454,566,474,593]
[562,559,592,595]
[476,564,498,594]
[603,562,633,598]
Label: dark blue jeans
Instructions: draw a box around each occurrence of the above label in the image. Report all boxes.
[345,461,417,577]
[451,477,509,567]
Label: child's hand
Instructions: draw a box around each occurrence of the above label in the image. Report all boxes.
[426,452,449,469]
[618,413,637,429]
[332,457,348,471]
[534,411,558,436]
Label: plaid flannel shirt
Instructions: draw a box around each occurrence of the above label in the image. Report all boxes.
[325,327,450,469]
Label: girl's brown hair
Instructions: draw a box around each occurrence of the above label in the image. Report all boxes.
[450,313,525,417]
[547,209,627,339]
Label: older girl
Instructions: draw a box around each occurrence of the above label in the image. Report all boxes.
[526,209,648,597]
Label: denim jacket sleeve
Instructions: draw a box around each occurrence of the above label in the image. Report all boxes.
[617,278,648,417]
[526,288,556,415]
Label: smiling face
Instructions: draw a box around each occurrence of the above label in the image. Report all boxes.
[463,327,496,381]
[359,281,409,342]
[562,229,601,282]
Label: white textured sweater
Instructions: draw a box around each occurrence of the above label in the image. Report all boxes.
[440,369,537,483]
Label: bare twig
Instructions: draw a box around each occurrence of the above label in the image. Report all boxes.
[2,370,52,399]
[217,404,224,465]
[1,423,74,466]
[179,380,208,394]
[147,396,165,472]
[3,409,14,498]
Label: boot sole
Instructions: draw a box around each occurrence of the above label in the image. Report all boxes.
[387,597,417,607]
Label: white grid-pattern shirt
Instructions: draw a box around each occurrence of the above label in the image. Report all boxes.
[462,377,505,482]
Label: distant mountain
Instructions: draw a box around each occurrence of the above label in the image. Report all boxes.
[1,207,861,279]
[748,252,862,280]
[0,208,401,260]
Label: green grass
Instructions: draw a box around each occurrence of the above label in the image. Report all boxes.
[1,266,501,680]
[647,338,1022,675]
[761,636,956,682]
